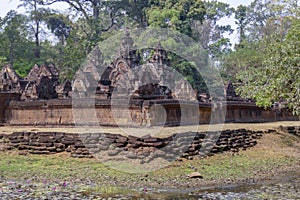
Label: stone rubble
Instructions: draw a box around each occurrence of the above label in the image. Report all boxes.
[0,127,285,160]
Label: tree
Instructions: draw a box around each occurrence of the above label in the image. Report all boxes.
[46,13,71,45]
[221,40,264,81]
[19,0,54,58]
[192,1,234,59]
[244,0,272,41]
[242,0,299,41]
[39,0,131,74]
[236,18,300,114]
[0,10,36,76]
[220,0,300,114]
[0,11,27,64]
[222,0,299,79]
[120,0,151,27]
[146,0,206,36]
[235,5,247,43]
[42,0,126,39]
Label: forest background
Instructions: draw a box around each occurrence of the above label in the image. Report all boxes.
[0,0,299,114]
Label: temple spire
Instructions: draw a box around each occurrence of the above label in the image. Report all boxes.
[119,30,134,58]
[149,42,169,65]
[118,30,140,68]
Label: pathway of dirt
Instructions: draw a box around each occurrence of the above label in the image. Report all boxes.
[0,121,299,138]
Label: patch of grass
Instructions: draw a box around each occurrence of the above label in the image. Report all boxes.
[80,186,135,197]
[0,152,130,182]
[151,133,299,181]
[0,131,298,189]
[279,133,300,147]
[0,149,296,183]
[152,150,297,182]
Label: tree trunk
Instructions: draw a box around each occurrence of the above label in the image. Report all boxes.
[9,42,14,65]
[34,0,40,58]
[93,0,100,20]
[35,25,40,58]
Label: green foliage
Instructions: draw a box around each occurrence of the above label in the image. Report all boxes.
[0,56,7,66]
[172,59,208,93]
[46,13,71,45]
[148,8,181,29]
[14,59,37,77]
[6,0,299,111]
[221,0,300,114]
[146,0,206,36]
[0,10,37,77]
[236,18,300,114]
[121,0,150,27]
[221,40,264,81]
[192,1,234,60]
[235,5,247,42]
[205,0,234,21]
[209,37,232,59]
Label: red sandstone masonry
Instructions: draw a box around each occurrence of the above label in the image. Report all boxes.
[2,127,298,160]
[4,99,298,127]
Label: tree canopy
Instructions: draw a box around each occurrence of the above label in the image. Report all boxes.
[221,0,300,114]
[0,0,299,114]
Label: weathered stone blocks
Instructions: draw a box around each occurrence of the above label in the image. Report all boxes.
[0,127,298,159]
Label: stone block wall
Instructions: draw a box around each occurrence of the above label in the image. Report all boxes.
[279,126,300,136]
[0,93,20,124]
[5,99,298,127]
[0,129,277,160]
[225,102,296,123]
[6,99,74,126]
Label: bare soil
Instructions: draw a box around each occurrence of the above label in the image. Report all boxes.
[0,125,299,198]
[0,121,299,138]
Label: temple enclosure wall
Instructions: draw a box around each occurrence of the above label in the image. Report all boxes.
[4,99,297,126]
[0,93,20,124]
[0,126,299,159]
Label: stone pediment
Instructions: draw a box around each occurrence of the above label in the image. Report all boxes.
[95,33,178,100]
[0,64,21,92]
[0,63,67,101]
[25,64,59,82]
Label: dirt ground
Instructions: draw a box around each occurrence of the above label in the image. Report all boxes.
[0,120,299,200]
[0,121,299,137]
[0,124,299,191]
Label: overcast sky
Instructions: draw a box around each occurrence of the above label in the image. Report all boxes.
[1,0,252,18]
[0,0,68,17]
[218,0,253,45]
[0,0,253,45]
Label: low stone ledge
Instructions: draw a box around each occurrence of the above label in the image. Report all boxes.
[279,126,300,136]
[0,127,284,160]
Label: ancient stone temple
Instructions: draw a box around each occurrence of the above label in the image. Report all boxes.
[21,64,60,100]
[0,65,22,123]
[0,32,298,126]
[56,80,72,99]
[0,64,21,92]
[95,32,193,101]
[0,63,71,101]
[96,31,142,99]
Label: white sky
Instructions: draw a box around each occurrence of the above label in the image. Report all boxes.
[0,0,21,17]
[0,0,68,17]
[218,0,252,8]
[1,0,252,18]
[0,0,253,45]
[218,0,252,45]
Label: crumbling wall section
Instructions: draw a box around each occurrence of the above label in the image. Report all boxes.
[0,129,275,159]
